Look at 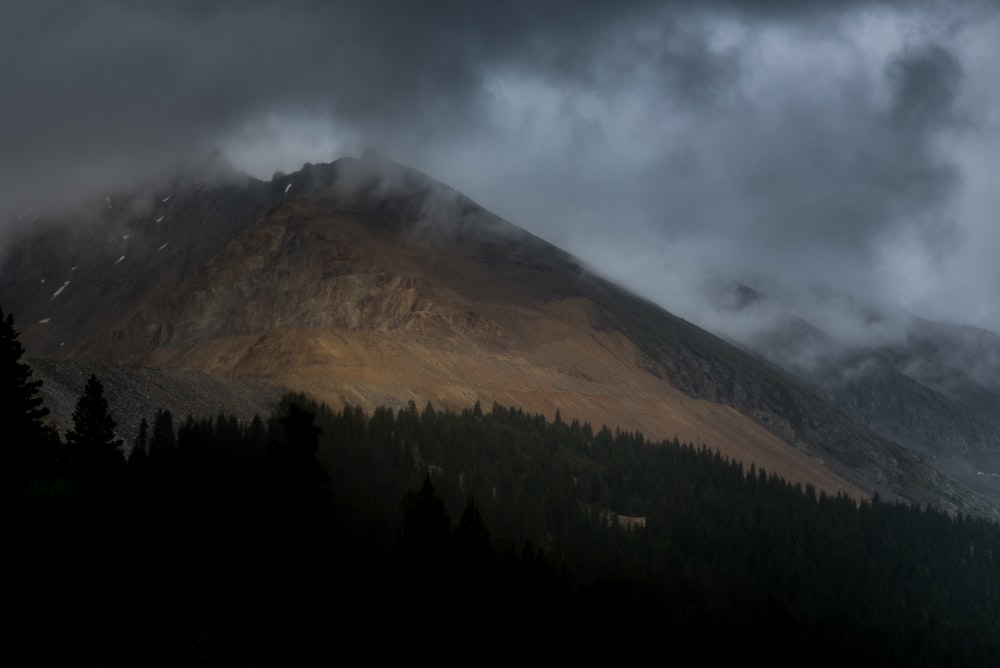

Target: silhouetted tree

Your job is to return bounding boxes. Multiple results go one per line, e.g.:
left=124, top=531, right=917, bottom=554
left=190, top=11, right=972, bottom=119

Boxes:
left=453, top=496, right=496, bottom=607
left=268, top=404, right=324, bottom=487
left=455, top=496, right=492, bottom=564
left=0, top=306, right=55, bottom=489
left=66, top=374, right=123, bottom=480
left=149, top=409, right=176, bottom=459
left=401, top=475, right=453, bottom=605
left=177, top=414, right=207, bottom=462
left=129, top=417, right=149, bottom=468
left=265, top=403, right=328, bottom=529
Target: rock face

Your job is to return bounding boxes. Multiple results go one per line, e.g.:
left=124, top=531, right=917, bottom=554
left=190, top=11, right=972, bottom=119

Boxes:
left=703, top=284, right=1000, bottom=511
left=3, top=151, right=996, bottom=515
left=794, top=322, right=1000, bottom=507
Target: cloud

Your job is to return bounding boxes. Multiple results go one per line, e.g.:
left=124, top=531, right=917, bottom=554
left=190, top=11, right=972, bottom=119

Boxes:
left=2, top=0, right=998, bottom=343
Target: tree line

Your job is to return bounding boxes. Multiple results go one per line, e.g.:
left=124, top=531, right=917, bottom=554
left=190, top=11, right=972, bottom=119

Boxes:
left=4, top=305, right=1000, bottom=665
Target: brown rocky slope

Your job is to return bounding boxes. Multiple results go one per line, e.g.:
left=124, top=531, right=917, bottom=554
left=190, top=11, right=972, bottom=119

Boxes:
left=4, top=150, right=993, bottom=514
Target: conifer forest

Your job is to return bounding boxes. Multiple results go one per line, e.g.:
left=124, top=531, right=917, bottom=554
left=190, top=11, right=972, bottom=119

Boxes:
left=4, top=307, right=1000, bottom=665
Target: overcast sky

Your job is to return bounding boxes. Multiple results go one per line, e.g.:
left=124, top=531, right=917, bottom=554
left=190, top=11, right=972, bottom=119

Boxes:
left=3, top=0, right=999, bottom=343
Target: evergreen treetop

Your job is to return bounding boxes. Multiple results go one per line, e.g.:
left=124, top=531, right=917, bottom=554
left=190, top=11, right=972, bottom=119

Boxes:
left=67, top=374, right=124, bottom=477
left=0, top=306, right=50, bottom=444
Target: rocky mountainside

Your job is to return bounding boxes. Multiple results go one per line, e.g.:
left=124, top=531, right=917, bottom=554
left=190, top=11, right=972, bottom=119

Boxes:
left=711, top=286, right=1000, bottom=509
left=2, top=150, right=995, bottom=515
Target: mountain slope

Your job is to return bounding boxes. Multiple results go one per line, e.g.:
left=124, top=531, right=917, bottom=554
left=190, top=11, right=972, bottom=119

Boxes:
left=707, top=286, right=1000, bottom=508
left=2, top=150, right=993, bottom=515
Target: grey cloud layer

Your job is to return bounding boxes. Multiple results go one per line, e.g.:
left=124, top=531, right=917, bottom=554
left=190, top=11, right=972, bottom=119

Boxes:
left=2, top=0, right=997, bottom=338
left=0, top=1, right=891, bottom=184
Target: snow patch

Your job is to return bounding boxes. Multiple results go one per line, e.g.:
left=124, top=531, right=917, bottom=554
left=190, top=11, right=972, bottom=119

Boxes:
left=38, top=318, right=51, bottom=324
left=122, top=233, right=131, bottom=240
left=114, top=256, right=125, bottom=266
left=105, top=195, right=112, bottom=209
left=50, top=281, right=70, bottom=299
left=157, top=243, right=168, bottom=251
left=71, top=266, right=77, bottom=271
left=161, top=195, right=171, bottom=204
left=155, top=215, right=165, bottom=223
left=284, top=182, right=292, bottom=194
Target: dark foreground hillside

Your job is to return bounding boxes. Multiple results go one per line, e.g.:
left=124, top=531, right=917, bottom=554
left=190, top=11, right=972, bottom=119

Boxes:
left=6, top=379, right=1000, bottom=665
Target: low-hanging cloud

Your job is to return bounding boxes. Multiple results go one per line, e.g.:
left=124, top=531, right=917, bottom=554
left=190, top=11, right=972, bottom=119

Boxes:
left=2, top=0, right=999, bottom=344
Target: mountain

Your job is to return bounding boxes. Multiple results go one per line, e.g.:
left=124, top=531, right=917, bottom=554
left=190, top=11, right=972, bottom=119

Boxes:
left=1, top=149, right=994, bottom=515
left=709, top=285, right=1000, bottom=510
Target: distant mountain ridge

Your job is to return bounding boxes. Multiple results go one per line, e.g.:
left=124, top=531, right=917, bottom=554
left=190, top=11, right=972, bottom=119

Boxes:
left=708, top=285, right=1000, bottom=508
left=2, top=150, right=995, bottom=516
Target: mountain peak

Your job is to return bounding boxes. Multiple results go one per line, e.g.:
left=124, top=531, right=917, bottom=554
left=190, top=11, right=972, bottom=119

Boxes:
left=4, top=154, right=997, bottom=517
left=360, top=146, right=389, bottom=164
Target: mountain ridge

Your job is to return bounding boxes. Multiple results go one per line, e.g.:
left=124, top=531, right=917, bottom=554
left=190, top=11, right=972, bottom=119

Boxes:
left=3, top=151, right=995, bottom=515
left=706, top=284, right=1000, bottom=509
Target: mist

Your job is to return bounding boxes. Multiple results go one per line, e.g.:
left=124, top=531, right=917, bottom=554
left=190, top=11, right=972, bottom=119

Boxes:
left=3, top=0, right=999, bottom=351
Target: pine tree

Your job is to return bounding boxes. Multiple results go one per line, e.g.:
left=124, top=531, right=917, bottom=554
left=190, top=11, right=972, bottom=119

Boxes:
left=1, top=307, right=50, bottom=437
left=400, top=475, right=453, bottom=604
left=66, top=374, right=124, bottom=479
left=455, top=496, right=493, bottom=565
left=129, top=417, right=149, bottom=468
left=267, top=403, right=327, bottom=502
left=0, top=306, right=54, bottom=488
left=149, top=409, right=176, bottom=459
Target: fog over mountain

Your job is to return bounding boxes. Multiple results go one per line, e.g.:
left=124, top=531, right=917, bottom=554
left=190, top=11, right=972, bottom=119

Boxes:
left=3, top=0, right=1000, bottom=348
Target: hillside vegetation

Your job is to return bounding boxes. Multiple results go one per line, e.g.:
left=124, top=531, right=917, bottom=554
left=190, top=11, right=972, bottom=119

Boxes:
left=6, top=336, right=1000, bottom=663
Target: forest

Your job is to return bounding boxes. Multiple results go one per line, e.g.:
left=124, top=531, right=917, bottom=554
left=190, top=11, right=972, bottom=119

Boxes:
left=4, top=305, right=1000, bottom=666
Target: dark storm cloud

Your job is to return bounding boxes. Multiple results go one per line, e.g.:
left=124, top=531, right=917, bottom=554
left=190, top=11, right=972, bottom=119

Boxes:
left=2, top=0, right=998, bottom=338
left=706, top=41, right=963, bottom=263
left=0, top=0, right=755, bottom=241
left=0, top=0, right=658, bottom=205
left=888, top=44, right=963, bottom=129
